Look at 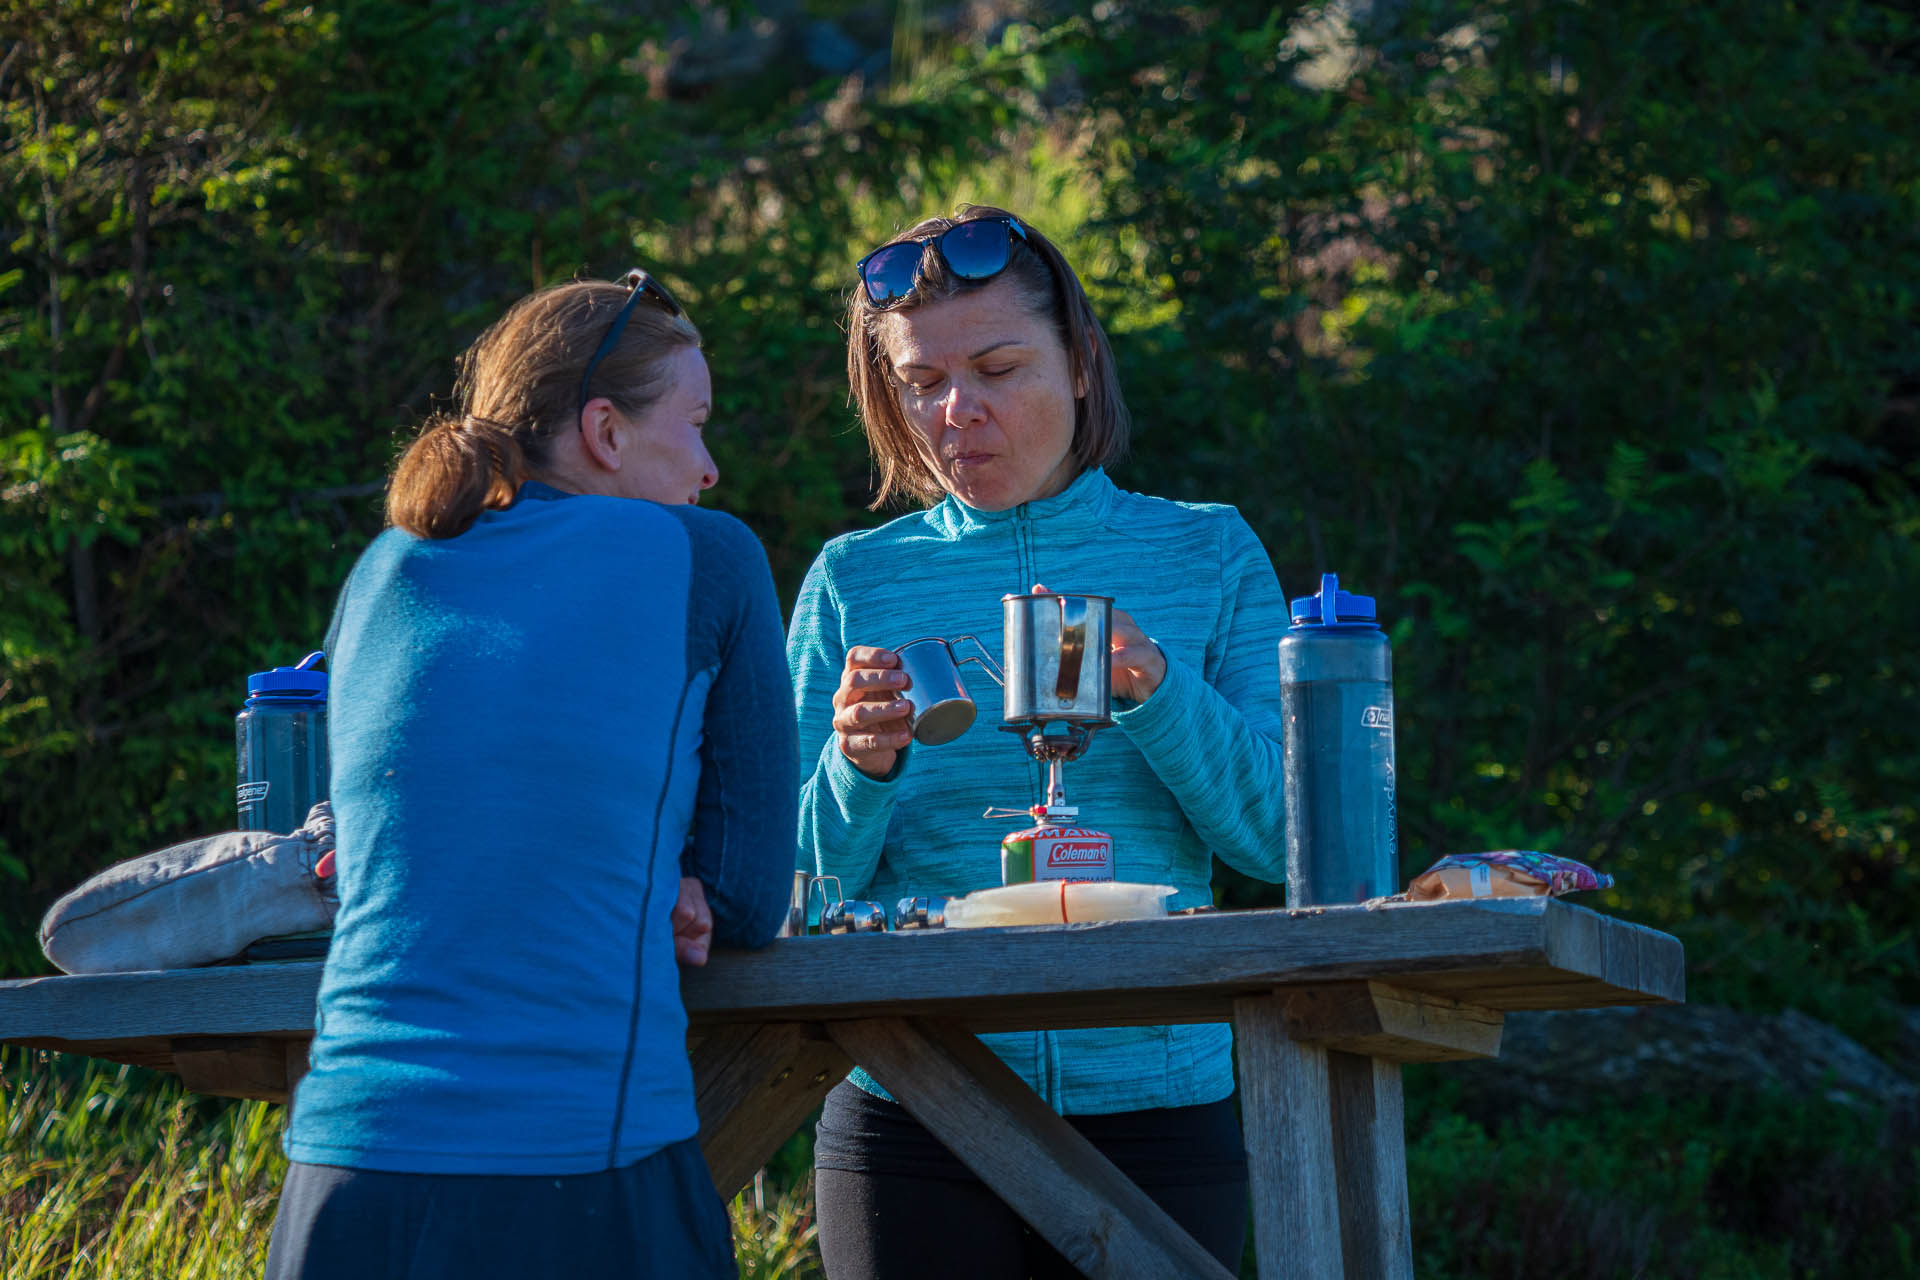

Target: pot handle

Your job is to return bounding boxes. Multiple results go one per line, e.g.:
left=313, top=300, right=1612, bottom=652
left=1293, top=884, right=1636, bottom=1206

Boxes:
left=1055, top=596, right=1088, bottom=702
left=950, top=635, right=1004, bottom=687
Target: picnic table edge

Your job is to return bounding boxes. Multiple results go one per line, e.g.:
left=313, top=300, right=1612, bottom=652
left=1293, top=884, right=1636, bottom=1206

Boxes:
left=0, top=899, right=1680, bottom=1048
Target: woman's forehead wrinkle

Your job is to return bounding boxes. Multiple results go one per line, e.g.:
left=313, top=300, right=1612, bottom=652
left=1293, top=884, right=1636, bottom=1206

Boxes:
left=887, top=325, right=1029, bottom=370
left=968, top=340, right=1024, bottom=361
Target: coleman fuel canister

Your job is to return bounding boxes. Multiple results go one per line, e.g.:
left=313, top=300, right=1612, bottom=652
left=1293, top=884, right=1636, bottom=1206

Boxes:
left=1000, top=816, right=1114, bottom=885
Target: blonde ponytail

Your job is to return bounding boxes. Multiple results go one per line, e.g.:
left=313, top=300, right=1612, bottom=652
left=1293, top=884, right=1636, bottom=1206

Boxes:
left=387, top=414, right=530, bottom=539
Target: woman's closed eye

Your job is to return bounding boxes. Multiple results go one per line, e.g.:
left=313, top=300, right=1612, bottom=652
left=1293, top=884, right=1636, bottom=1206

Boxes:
left=901, top=365, right=1013, bottom=395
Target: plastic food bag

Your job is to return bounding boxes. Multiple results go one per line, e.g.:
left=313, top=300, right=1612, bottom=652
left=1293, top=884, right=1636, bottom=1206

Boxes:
left=1407, top=850, right=1612, bottom=902
left=943, top=881, right=1177, bottom=929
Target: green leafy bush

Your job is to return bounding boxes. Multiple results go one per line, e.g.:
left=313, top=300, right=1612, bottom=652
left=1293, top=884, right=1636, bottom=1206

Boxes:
left=8, top=0, right=1912, bottom=993
left=1405, top=1070, right=1919, bottom=1277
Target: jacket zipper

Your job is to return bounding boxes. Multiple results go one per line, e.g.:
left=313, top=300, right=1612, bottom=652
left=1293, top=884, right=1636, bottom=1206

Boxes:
left=1012, top=503, right=1059, bottom=1108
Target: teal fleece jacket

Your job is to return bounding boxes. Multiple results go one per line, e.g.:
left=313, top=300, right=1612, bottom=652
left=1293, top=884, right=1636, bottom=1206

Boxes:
left=787, top=466, right=1290, bottom=1115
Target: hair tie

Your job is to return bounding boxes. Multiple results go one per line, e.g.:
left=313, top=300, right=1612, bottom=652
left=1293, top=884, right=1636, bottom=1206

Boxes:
left=459, top=413, right=516, bottom=436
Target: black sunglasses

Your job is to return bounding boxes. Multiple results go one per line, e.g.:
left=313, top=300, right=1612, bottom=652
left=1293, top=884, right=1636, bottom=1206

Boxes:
left=577, top=268, right=683, bottom=416
left=856, top=216, right=1029, bottom=310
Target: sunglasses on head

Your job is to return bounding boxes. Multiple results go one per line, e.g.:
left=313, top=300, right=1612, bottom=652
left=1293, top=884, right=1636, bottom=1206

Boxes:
left=577, top=268, right=683, bottom=416
left=856, top=216, right=1029, bottom=310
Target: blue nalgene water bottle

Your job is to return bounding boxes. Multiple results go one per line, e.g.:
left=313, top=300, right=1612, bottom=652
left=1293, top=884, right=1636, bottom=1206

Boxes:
left=236, top=652, right=329, bottom=834
left=1278, top=574, right=1397, bottom=906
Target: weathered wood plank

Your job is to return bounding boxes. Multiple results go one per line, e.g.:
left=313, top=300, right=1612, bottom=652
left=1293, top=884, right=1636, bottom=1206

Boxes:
left=1390, top=967, right=1676, bottom=1011
left=1326, top=1051, right=1412, bottom=1280
left=679, top=900, right=1682, bottom=1026
left=0, top=964, right=323, bottom=1041
left=170, top=1035, right=303, bottom=1102
left=0, top=902, right=1682, bottom=1054
left=691, top=1022, right=849, bottom=1199
left=1545, top=905, right=1685, bottom=1003
left=1279, top=983, right=1504, bottom=1062
left=1235, top=992, right=1344, bottom=1279
left=832, top=1017, right=1235, bottom=1280
left=286, top=1037, right=310, bottom=1097
left=4, top=1035, right=182, bottom=1074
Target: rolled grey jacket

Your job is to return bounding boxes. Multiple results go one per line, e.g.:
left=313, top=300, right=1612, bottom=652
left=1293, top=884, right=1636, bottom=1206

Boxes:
left=787, top=467, right=1290, bottom=1115
left=40, top=802, right=336, bottom=974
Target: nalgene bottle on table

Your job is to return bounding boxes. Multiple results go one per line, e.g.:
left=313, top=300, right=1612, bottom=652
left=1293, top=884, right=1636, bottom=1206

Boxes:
left=1278, top=574, right=1397, bottom=906
left=236, top=651, right=329, bottom=834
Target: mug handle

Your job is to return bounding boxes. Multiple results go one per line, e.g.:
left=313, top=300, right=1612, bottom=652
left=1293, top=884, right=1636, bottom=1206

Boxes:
left=1055, top=596, right=1088, bottom=701
left=809, top=875, right=843, bottom=924
left=949, top=635, right=1004, bottom=687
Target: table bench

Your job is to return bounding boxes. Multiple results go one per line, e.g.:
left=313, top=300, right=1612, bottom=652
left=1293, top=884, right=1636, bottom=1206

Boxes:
left=0, top=897, right=1683, bottom=1279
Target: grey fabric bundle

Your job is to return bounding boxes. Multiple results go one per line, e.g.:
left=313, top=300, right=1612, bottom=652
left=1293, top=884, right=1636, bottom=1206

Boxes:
left=38, top=802, right=337, bottom=974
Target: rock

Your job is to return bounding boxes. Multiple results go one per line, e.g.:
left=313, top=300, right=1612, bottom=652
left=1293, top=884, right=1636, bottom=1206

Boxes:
left=1893, top=1005, right=1920, bottom=1080
left=803, top=20, right=864, bottom=75
left=1440, top=1004, right=1919, bottom=1114
left=665, top=0, right=801, bottom=94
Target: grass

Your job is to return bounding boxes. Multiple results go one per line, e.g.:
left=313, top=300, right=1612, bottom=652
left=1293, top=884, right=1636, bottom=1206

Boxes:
left=0, top=1048, right=824, bottom=1280
left=8, top=1045, right=1915, bottom=1279
left=2, top=1051, right=281, bottom=1279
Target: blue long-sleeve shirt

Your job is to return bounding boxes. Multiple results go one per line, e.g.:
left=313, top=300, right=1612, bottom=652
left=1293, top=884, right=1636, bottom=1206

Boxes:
left=287, top=482, right=797, bottom=1174
left=788, top=466, right=1289, bottom=1115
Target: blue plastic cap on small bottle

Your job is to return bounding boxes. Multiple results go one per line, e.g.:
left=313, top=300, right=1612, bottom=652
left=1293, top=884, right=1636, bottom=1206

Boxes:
left=1289, top=573, right=1377, bottom=628
left=246, top=651, right=328, bottom=702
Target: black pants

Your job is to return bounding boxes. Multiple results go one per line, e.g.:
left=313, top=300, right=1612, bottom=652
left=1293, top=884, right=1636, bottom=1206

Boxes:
left=812, top=1080, right=1249, bottom=1279
left=265, top=1137, right=735, bottom=1280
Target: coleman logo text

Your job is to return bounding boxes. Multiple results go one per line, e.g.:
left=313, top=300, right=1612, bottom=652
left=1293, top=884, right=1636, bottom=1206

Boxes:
left=1045, top=842, right=1110, bottom=866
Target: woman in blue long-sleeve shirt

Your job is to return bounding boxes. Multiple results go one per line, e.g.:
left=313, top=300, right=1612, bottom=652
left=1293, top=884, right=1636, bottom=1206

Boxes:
left=788, top=207, right=1291, bottom=1277
left=269, top=271, right=797, bottom=1279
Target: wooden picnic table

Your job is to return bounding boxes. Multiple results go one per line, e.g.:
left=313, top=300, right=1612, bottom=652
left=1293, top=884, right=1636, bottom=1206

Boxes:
left=0, top=897, right=1681, bottom=1279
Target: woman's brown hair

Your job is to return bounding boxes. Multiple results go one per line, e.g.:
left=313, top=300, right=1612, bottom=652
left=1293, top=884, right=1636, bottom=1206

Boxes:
left=846, top=204, right=1130, bottom=510
left=388, top=279, right=701, bottom=538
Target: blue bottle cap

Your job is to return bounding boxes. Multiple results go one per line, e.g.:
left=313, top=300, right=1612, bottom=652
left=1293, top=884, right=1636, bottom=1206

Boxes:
left=1289, top=573, right=1377, bottom=627
left=247, top=651, right=328, bottom=702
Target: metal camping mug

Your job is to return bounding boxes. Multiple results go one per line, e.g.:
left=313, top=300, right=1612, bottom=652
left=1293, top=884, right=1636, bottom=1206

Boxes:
left=809, top=875, right=887, bottom=934
left=1001, top=593, right=1114, bottom=724
left=891, top=636, right=1004, bottom=746
left=779, top=869, right=812, bottom=937
left=891, top=895, right=949, bottom=930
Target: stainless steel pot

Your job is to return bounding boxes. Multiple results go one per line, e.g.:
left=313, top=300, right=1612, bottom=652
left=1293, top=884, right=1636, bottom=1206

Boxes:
left=1001, top=593, right=1113, bottom=726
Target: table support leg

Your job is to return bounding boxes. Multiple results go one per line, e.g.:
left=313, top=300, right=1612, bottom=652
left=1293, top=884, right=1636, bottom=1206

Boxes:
left=285, top=1037, right=310, bottom=1106
left=1326, top=1050, right=1412, bottom=1280
left=830, top=1017, right=1234, bottom=1280
left=170, top=1035, right=307, bottom=1104
left=1234, top=994, right=1344, bottom=1279
left=690, top=1022, right=850, bottom=1200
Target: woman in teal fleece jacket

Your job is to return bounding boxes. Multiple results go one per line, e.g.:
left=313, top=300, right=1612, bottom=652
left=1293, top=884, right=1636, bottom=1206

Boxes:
left=788, top=206, right=1291, bottom=1277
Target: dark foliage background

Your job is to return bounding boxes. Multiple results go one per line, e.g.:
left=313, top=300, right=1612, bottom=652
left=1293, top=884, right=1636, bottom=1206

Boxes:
left=4, top=1, right=1916, bottom=1273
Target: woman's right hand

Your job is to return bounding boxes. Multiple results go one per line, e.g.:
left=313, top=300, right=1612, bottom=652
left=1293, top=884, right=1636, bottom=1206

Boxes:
left=834, top=646, right=914, bottom=778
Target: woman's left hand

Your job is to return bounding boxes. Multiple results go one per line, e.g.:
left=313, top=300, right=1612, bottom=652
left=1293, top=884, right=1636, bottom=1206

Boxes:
left=672, top=876, right=714, bottom=966
left=1033, top=583, right=1166, bottom=703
